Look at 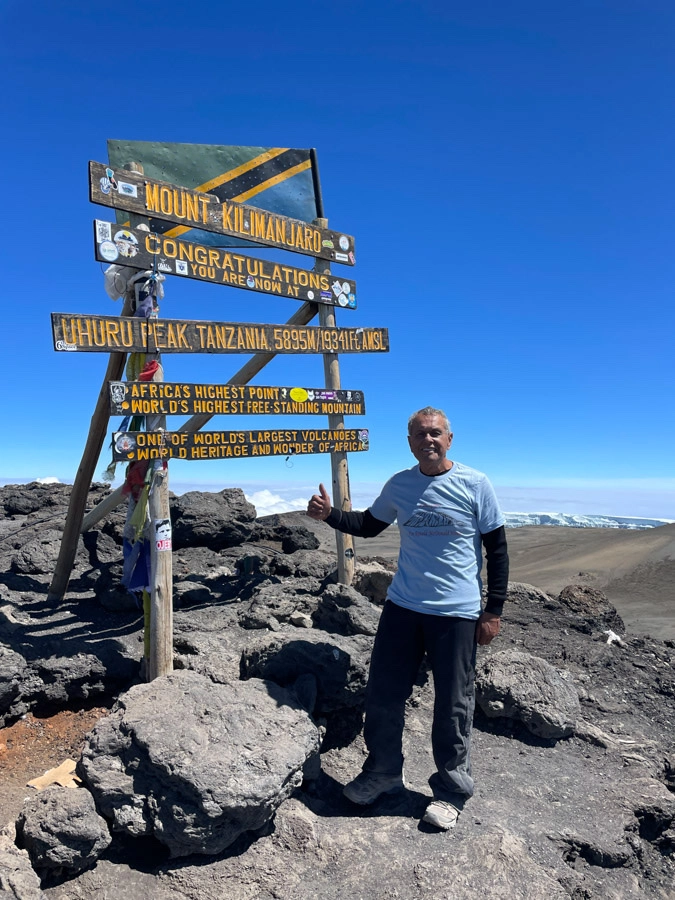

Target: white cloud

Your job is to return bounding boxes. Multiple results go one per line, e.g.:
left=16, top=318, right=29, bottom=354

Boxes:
left=245, top=489, right=308, bottom=517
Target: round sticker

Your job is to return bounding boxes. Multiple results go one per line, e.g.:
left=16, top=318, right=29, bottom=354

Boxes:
left=339, top=235, right=349, bottom=251
left=290, top=387, right=309, bottom=402
left=115, top=434, right=136, bottom=453
left=342, top=281, right=350, bottom=294
left=307, top=290, right=314, bottom=300
left=113, top=230, right=138, bottom=258
left=99, top=241, right=119, bottom=262
left=338, top=294, right=349, bottom=307
left=246, top=275, right=255, bottom=288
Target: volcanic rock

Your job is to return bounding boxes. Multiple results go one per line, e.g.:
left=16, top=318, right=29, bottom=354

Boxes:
left=15, top=786, right=111, bottom=875
left=170, top=489, right=256, bottom=550
left=475, top=648, right=581, bottom=739
left=252, top=513, right=320, bottom=553
left=0, top=832, right=47, bottom=899
left=557, top=584, right=626, bottom=634
left=77, top=670, right=319, bottom=857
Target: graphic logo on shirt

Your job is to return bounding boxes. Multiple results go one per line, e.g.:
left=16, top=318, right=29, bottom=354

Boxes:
left=403, top=508, right=458, bottom=529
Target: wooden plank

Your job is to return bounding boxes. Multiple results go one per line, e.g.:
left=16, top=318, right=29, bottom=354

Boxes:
left=109, top=382, right=366, bottom=417
left=52, top=313, right=389, bottom=355
left=93, top=220, right=357, bottom=307
left=90, top=161, right=356, bottom=266
left=111, top=428, right=370, bottom=462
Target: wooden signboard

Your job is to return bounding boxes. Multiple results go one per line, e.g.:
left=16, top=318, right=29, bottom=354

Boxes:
left=111, top=427, right=370, bottom=462
left=110, top=382, right=365, bottom=417
left=52, top=313, right=389, bottom=355
left=90, top=161, right=356, bottom=266
left=93, top=220, right=357, bottom=307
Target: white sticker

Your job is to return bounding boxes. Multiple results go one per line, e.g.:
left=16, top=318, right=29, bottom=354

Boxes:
left=154, top=518, right=172, bottom=552
left=99, top=240, right=118, bottom=262
left=307, top=290, right=314, bottom=300
left=55, top=340, right=78, bottom=351
left=175, top=260, right=188, bottom=275
left=331, top=280, right=343, bottom=298
left=117, top=181, right=138, bottom=198
left=342, top=281, right=350, bottom=294
left=334, top=252, right=349, bottom=262
left=339, top=235, right=349, bottom=251
left=96, top=220, right=112, bottom=242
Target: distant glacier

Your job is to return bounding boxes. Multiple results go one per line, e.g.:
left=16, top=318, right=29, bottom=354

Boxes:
left=504, top=512, right=674, bottom=530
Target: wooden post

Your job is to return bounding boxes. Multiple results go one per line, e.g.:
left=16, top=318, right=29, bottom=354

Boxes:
left=314, top=217, right=355, bottom=585
left=147, top=369, right=173, bottom=679
left=80, top=299, right=320, bottom=532
left=125, top=162, right=173, bottom=680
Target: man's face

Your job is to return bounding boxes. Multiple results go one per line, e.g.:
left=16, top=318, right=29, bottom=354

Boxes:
left=407, top=414, right=453, bottom=473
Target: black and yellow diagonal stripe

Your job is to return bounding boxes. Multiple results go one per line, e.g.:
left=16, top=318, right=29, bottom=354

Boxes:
left=107, top=141, right=316, bottom=248
left=164, top=148, right=312, bottom=239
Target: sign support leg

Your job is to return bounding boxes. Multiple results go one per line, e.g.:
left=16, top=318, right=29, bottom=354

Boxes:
left=47, top=298, right=133, bottom=603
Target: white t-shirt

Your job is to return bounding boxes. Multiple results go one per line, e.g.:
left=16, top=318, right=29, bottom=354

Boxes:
left=369, top=461, right=504, bottom=619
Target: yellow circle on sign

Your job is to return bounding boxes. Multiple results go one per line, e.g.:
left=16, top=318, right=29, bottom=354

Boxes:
left=290, top=388, right=308, bottom=402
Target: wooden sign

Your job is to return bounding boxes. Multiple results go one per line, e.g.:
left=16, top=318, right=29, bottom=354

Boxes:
left=111, top=428, right=370, bottom=461
left=110, top=382, right=366, bottom=417
left=93, top=221, right=357, bottom=308
left=90, top=161, right=356, bottom=266
left=52, top=314, right=389, bottom=355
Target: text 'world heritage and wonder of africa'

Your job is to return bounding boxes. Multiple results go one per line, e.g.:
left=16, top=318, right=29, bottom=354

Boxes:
left=112, top=429, right=370, bottom=461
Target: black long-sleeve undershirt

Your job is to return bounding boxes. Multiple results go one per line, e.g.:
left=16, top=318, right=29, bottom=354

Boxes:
left=325, top=508, right=509, bottom=616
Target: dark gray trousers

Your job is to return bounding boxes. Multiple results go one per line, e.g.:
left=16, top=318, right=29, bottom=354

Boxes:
left=362, top=600, right=477, bottom=807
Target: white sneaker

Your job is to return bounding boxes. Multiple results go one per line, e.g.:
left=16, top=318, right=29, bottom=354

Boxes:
left=423, top=800, right=459, bottom=830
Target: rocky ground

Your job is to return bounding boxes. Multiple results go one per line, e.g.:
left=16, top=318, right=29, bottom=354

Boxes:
left=0, top=482, right=674, bottom=899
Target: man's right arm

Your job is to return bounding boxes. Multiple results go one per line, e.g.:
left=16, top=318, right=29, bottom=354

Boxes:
left=307, top=483, right=389, bottom=538
left=325, top=507, right=390, bottom=538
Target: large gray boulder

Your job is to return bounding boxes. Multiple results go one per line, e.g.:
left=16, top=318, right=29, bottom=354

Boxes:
left=77, top=670, right=319, bottom=857
left=0, top=832, right=47, bottom=900
left=171, top=489, right=256, bottom=550
left=15, top=787, right=111, bottom=875
left=476, top=649, right=580, bottom=739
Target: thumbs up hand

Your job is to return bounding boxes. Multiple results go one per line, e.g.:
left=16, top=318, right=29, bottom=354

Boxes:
left=307, top=483, right=332, bottom=521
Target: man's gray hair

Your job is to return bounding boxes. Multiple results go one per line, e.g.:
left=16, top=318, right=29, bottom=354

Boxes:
left=407, top=407, right=452, bottom=434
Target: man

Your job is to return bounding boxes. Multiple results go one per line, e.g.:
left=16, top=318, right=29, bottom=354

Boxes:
left=307, top=407, right=508, bottom=830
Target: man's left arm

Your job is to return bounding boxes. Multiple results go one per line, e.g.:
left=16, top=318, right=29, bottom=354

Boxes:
left=477, top=525, right=509, bottom=645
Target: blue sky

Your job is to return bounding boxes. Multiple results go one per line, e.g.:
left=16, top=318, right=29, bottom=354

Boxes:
left=1, top=0, right=673, bottom=518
